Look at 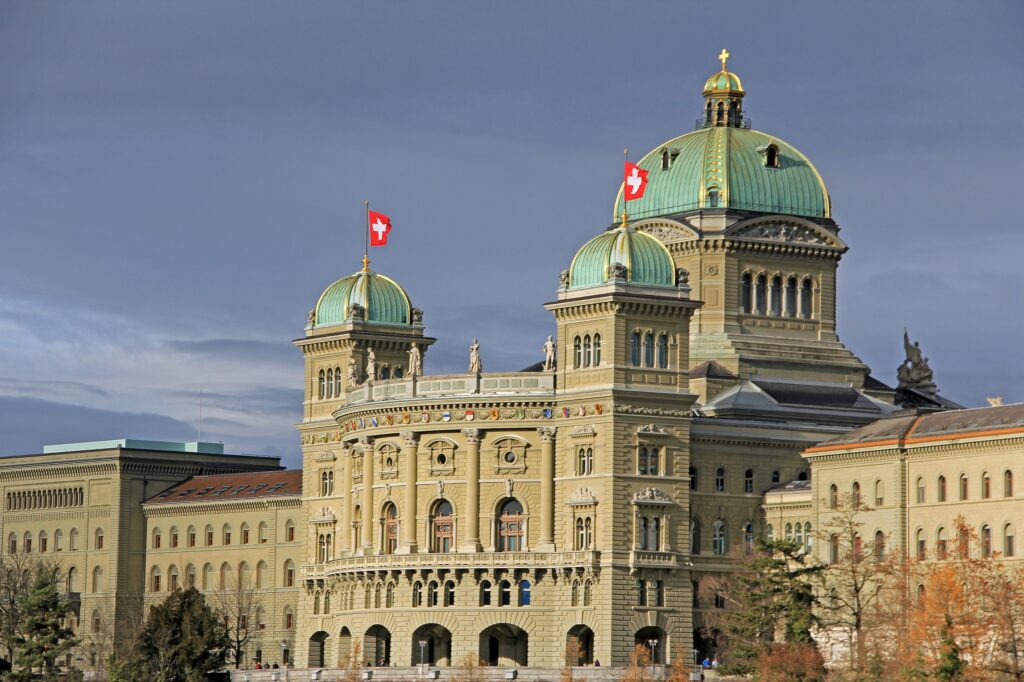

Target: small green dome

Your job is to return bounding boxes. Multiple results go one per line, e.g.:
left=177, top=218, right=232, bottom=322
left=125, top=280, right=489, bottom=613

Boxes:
left=313, top=268, right=411, bottom=327
left=703, top=70, right=744, bottom=95
left=613, top=127, right=831, bottom=220
left=568, top=226, right=676, bottom=289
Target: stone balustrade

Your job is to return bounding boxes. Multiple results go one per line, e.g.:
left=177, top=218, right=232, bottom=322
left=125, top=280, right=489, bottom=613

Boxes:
left=303, top=549, right=599, bottom=578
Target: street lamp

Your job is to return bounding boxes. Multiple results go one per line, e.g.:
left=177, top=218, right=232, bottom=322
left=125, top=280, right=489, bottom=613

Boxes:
left=647, top=639, right=658, bottom=672
left=419, top=639, right=427, bottom=667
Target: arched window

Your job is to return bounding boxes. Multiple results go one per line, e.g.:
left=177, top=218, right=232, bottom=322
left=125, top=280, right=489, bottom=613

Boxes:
left=286, top=520, right=296, bottom=542
left=222, top=524, right=232, bottom=545
left=982, top=472, right=992, bottom=499
left=152, top=528, right=162, bottom=549
left=938, top=476, right=947, bottom=502
left=92, top=566, right=103, bottom=593
left=755, top=275, right=767, bottom=314
left=66, top=567, right=78, bottom=593
left=255, top=561, right=267, bottom=589
left=874, top=480, right=884, bottom=506
left=800, top=278, right=813, bottom=319
left=1005, top=524, right=1016, bottom=558
left=744, top=469, right=754, bottom=494
left=707, top=188, right=719, bottom=207
left=765, top=144, right=780, bottom=168
left=959, top=474, right=969, bottom=501
left=241, top=523, right=250, bottom=545
left=829, top=484, right=838, bottom=509
left=92, top=610, right=101, bottom=633
left=715, top=467, right=725, bottom=493
left=258, top=522, right=267, bottom=544
left=647, top=517, right=661, bottom=551
left=382, top=502, right=399, bottom=554
left=38, top=531, right=47, bottom=553
left=497, top=498, right=525, bottom=552
left=916, top=477, right=925, bottom=504
left=334, top=368, right=342, bottom=396
left=936, top=528, right=948, bottom=560
left=785, top=277, right=797, bottom=317
left=1006, top=471, right=1015, bottom=497
left=585, top=517, right=593, bottom=549
left=576, top=518, right=585, bottom=550
left=636, top=579, right=647, bottom=606
left=219, top=562, right=231, bottom=590
left=573, top=336, right=582, bottom=369
left=654, top=580, right=665, bottom=607
left=689, top=466, right=698, bottom=491
left=313, top=591, right=321, bottom=615
left=318, top=370, right=326, bottom=400
left=431, top=499, right=454, bottom=553
left=583, top=335, right=592, bottom=368
left=499, top=580, right=512, bottom=607
left=201, top=563, right=212, bottom=590
left=186, top=564, right=196, bottom=589
left=766, top=524, right=774, bottom=541
left=94, top=528, right=104, bottom=550
left=571, top=581, right=579, bottom=607
left=657, top=334, right=668, bottom=369
left=380, top=366, right=390, bottom=380
left=794, top=522, right=804, bottom=547
left=741, top=273, right=752, bottom=313
left=630, top=331, right=641, bottom=366
left=829, top=535, right=840, bottom=564
left=386, top=582, right=394, bottom=608
left=444, top=580, right=456, bottom=607
left=981, top=525, right=992, bottom=558
left=70, top=528, right=79, bottom=551
left=283, top=607, right=294, bottom=630
left=283, top=560, right=295, bottom=587
left=785, top=523, right=793, bottom=540
left=374, top=583, right=382, bottom=608
left=583, top=580, right=592, bottom=606
left=593, top=334, right=601, bottom=365
left=326, top=369, right=334, bottom=398
left=643, top=332, right=654, bottom=367
left=412, top=582, right=423, bottom=607
left=21, top=532, right=32, bottom=553
left=873, top=531, right=885, bottom=561
left=712, top=520, right=727, bottom=555
left=743, top=523, right=755, bottom=553
left=769, top=276, right=782, bottom=316
left=205, top=525, right=214, bottom=546
left=168, top=565, right=179, bottom=591
left=852, top=481, right=861, bottom=506
left=351, top=507, right=361, bottom=549
left=518, top=580, right=531, bottom=606
left=916, top=529, right=926, bottom=560
left=479, top=580, right=491, bottom=607
left=690, top=519, right=701, bottom=554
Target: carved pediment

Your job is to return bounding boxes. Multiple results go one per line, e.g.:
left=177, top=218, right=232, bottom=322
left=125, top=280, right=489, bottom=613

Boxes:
left=571, top=424, right=596, bottom=437
left=637, top=423, right=669, bottom=436
left=636, top=220, right=700, bottom=243
left=633, top=488, right=673, bottom=505
left=568, top=487, right=598, bottom=506
left=729, top=218, right=844, bottom=248
left=312, top=507, right=337, bottom=524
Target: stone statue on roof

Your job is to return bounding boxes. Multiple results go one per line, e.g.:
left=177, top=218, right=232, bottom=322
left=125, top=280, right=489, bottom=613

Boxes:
left=366, top=347, right=377, bottom=383
left=347, top=357, right=359, bottom=387
left=468, top=339, right=482, bottom=374
left=407, top=342, right=422, bottom=377
left=542, top=335, right=556, bottom=371
left=897, top=330, right=936, bottom=392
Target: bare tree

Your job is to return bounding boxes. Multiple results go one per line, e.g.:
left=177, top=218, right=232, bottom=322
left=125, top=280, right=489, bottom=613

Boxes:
left=0, top=552, right=37, bottom=667
left=210, top=569, right=263, bottom=669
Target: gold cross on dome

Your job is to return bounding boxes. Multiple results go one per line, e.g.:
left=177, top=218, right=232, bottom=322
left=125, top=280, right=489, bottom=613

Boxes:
left=718, top=49, right=730, bottom=71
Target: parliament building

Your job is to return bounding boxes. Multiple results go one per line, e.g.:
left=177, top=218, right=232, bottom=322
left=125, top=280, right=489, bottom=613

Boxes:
left=3, top=53, right=1015, bottom=674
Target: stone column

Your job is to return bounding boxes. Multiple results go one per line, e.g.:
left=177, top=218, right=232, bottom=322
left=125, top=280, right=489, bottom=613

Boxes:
left=461, top=428, right=482, bottom=552
left=537, top=427, right=556, bottom=552
left=341, top=444, right=353, bottom=554
left=400, top=431, right=419, bottom=554
left=360, top=437, right=374, bottom=554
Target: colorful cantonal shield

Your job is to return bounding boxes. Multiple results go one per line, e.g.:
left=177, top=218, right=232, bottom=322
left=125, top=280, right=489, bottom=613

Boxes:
left=563, top=407, right=571, bottom=418
left=516, top=408, right=526, bottom=419
left=490, top=407, right=500, bottom=420
left=386, top=415, right=394, bottom=425
left=402, top=413, right=411, bottom=424
left=421, top=412, right=430, bottom=423
left=441, top=411, right=451, bottom=422
left=543, top=408, right=552, bottom=419
left=358, top=418, right=365, bottom=429
left=595, top=403, right=603, bottom=415
left=465, top=409, right=475, bottom=421
left=370, top=417, right=378, bottom=427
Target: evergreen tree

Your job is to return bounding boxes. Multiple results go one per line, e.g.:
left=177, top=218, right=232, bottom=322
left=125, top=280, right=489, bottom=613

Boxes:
left=717, top=538, right=822, bottom=673
left=141, top=588, right=228, bottom=682
left=9, top=563, right=78, bottom=681
left=935, top=615, right=966, bottom=681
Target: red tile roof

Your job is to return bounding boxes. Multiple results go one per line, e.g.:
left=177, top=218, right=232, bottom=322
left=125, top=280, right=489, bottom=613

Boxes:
left=145, top=470, right=302, bottom=504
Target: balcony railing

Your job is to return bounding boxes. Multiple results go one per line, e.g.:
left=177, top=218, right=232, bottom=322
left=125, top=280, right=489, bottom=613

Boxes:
left=303, top=549, right=600, bottom=577
left=630, top=550, right=680, bottom=568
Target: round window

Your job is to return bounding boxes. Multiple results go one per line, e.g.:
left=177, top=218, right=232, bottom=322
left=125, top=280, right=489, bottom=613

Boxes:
left=385, top=457, right=394, bottom=468
left=504, top=451, right=516, bottom=464
left=437, top=453, right=447, bottom=466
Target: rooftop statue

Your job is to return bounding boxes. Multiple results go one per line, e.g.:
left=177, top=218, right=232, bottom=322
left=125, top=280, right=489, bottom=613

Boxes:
left=366, top=347, right=377, bottom=383
left=469, top=339, right=482, bottom=375
left=542, top=335, right=556, bottom=371
left=407, top=342, right=423, bottom=378
left=897, top=330, right=936, bottom=393
left=347, top=357, right=359, bottom=387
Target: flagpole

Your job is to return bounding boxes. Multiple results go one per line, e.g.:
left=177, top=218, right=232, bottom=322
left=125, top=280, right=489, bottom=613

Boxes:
left=363, top=200, right=370, bottom=272
left=622, top=148, right=629, bottom=228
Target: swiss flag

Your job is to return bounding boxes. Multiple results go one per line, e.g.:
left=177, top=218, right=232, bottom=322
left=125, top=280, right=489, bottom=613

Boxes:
left=368, top=211, right=392, bottom=246
left=623, top=161, right=649, bottom=201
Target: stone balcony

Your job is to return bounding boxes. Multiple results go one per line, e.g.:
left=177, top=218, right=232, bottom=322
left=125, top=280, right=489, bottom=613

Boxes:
left=303, top=549, right=599, bottom=578
left=343, top=372, right=555, bottom=407
left=629, top=549, right=682, bottom=569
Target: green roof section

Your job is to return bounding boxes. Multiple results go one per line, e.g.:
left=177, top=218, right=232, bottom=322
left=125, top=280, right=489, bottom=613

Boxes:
left=568, top=226, right=676, bottom=289
left=314, top=269, right=412, bottom=327
left=613, top=127, right=831, bottom=220
left=42, top=440, right=225, bottom=455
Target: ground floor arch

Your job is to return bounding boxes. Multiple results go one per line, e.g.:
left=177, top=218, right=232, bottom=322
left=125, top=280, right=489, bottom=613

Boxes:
left=337, top=627, right=352, bottom=667
left=635, top=626, right=666, bottom=664
left=693, top=626, right=722, bottom=664
left=479, top=623, right=528, bottom=667
left=412, top=623, right=452, bottom=666
left=566, top=624, right=594, bottom=666
left=307, top=631, right=328, bottom=668
left=364, top=625, right=391, bottom=667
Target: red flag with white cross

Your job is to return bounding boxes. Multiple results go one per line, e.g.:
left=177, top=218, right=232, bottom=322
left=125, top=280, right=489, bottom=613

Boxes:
left=623, top=161, right=649, bottom=201
left=368, top=211, right=392, bottom=246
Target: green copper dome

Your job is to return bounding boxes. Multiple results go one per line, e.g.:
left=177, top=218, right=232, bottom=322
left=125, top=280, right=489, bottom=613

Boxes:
left=568, top=226, right=676, bottom=289
left=613, top=127, right=831, bottom=221
left=313, top=268, right=411, bottom=327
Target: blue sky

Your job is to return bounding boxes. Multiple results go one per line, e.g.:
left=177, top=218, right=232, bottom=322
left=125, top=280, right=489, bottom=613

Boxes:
left=1, top=1, right=1022, bottom=467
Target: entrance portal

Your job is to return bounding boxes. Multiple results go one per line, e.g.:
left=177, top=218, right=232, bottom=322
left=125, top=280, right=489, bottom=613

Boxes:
left=479, top=624, right=528, bottom=667
left=412, top=623, right=453, bottom=666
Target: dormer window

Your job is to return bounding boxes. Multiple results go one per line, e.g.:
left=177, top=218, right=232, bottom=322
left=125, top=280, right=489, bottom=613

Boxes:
left=706, top=189, right=719, bottom=208
left=661, top=148, right=670, bottom=170
left=763, top=143, right=780, bottom=169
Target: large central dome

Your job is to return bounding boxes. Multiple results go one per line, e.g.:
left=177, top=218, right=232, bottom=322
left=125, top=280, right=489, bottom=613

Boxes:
left=613, top=54, right=831, bottom=221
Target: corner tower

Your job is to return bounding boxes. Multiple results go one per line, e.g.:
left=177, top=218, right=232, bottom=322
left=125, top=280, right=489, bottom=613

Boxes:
left=612, top=52, right=868, bottom=390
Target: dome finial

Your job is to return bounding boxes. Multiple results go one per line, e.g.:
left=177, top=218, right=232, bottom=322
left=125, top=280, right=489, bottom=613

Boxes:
left=718, top=48, right=730, bottom=71
left=362, top=254, right=370, bottom=272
